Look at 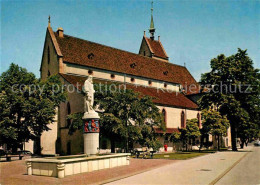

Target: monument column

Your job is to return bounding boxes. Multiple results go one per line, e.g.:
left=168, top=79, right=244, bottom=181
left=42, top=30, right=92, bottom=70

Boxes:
left=83, top=115, right=100, bottom=155
left=82, top=75, right=100, bottom=155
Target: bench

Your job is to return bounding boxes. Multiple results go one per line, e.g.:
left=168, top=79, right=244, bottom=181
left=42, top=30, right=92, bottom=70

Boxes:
left=0, top=155, right=24, bottom=161
left=135, top=147, right=156, bottom=159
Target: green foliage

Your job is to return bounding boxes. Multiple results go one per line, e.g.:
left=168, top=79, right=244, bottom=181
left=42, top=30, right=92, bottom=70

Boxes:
left=201, top=109, right=230, bottom=151
left=0, top=63, right=66, bottom=151
left=199, top=49, right=260, bottom=150
left=68, top=83, right=164, bottom=151
left=67, top=112, right=84, bottom=135
left=201, top=109, right=230, bottom=137
left=153, top=151, right=209, bottom=160
left=95, top=84, right=164, bottom=151
left=186, top=119, right=201, bottom=139
left=170, top=132, right=181, bottom=143
left=179, top=118, right=201, bottom=151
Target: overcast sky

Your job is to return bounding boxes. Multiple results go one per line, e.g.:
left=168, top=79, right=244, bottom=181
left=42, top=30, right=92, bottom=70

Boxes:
left=1, top=0, right=259, bottom=81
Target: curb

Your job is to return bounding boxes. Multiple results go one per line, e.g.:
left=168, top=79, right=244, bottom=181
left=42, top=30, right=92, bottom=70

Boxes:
left=209, top=151, right=250, bottom=185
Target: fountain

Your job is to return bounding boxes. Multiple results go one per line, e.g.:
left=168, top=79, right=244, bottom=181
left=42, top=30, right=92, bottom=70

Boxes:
left=26, top=75, right=130, bottom=178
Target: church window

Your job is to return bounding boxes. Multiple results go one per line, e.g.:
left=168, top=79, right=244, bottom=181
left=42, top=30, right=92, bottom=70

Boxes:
left=88, top=70, right=93, bottom=75
left=162, top=108, right=167, bottom=125
left=181, top=111, right=185, bottom=128
left=111, top=74, right=115, bottom=79
left=67, top=102, right=71, bottom=127
left=197, top=113, right=201, bottom=128
left=47, top=46, right=50, bottom=64
left=131, top=77, right=135, bottom=82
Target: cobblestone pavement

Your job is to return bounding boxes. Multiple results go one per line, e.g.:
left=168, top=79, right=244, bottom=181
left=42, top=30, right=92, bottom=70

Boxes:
left=0, top=158, right=176, bottom=185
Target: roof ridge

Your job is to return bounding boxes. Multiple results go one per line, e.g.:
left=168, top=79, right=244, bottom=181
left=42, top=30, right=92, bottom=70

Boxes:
left=144, top=36, right=154, bottom=54
left=48, top=27, right=63, bottom=56
left=59, top=33, right=186, bottom=69
left=158, top=39, right=168, bottom=58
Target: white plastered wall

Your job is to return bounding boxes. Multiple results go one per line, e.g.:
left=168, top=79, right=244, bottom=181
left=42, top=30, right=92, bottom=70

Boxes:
left=64, top=63, right=180, bottom=92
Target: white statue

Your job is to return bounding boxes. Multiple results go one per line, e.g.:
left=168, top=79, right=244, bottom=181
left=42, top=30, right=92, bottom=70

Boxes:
left=83, top=75, right=95, bottom=113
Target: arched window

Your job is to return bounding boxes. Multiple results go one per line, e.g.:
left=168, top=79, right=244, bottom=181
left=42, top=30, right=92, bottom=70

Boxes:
left=47, top=46, right=50, bottom=64
left=181, top=111, right=185, bottom=128
left=162, top=109, right=167, bottom=125
left=67, top=102, right=71, bottom=127
left=197, top=113, right=201, bottom=128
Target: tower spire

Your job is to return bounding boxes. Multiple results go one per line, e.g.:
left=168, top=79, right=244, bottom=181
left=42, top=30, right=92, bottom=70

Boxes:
left=149, top=1, right=155, bottom=40
left=48, top=15, right=51, bottom=27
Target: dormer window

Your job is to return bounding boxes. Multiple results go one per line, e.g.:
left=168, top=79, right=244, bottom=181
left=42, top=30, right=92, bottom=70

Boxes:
left=163, top=71, right=168, bottom=75
left=88, top=53, right=94, bottom=60
left=130, top=63, right=137, bottom=69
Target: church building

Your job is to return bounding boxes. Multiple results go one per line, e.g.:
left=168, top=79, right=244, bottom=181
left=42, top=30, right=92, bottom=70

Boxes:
left=38, top=8, right=208, bottom=155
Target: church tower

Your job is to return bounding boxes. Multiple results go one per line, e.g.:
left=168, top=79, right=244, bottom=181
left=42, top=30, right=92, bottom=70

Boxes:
left=139, top=1, right=169, bottom=62
left=149, top=1, right=155, bottom=40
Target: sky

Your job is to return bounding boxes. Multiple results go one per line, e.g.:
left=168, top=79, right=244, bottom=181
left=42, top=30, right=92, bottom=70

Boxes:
left=1, top=0, right=260, bottom=81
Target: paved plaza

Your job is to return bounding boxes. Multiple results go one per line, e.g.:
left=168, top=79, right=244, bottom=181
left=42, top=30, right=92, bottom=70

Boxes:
left=0, top=157, right=175, bottom=185
left=107, top=146, right=256, bottom=185
left=1, top=146, right=259, bottom=185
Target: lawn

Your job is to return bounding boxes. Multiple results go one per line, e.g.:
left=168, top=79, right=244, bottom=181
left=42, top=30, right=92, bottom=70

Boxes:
left=152, top=151, right=215, bottom=160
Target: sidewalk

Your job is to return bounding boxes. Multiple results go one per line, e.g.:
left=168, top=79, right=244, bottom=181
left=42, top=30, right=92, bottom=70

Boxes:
left=106, top=146, right=253, bottom=185
left=0, top=157, right=176, bottom=185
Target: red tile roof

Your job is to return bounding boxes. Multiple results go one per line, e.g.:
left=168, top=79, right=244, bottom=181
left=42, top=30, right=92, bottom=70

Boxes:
left=144, top=37, right=168, bottom=59
left=59, top=74, right=198, bottom=109
left=53, top=30, right=199, bottom=95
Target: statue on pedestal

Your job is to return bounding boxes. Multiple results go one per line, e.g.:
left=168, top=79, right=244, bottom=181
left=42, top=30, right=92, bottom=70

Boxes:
left=82, top=75, right=100, bottom=155
left=82, top=75, right=95, bottom=114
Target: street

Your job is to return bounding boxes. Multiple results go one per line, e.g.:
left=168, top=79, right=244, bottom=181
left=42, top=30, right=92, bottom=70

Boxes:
left=216, top=145, right=260, bottom=185
left=107, top=146, right=259, bottom=185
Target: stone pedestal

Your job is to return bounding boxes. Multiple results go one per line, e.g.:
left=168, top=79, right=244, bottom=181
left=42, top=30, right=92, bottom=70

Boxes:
left=26, top=161, right=32, bottom=175
left=83, top=133, right=99, bottom=155
left=82, top=111, right=100, bottom=155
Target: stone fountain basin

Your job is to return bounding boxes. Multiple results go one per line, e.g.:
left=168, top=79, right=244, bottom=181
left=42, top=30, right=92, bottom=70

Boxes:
left=26, top=153, right=130, bottom=178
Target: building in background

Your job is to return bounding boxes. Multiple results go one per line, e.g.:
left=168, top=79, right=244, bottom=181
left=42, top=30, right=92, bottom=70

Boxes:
left=34, top=6, right=231, bottom=155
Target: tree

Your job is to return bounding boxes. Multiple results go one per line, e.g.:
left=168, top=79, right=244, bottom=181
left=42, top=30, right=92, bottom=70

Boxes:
left=236, top=108, right=258, bottom=148
left=169, top=132, right=181, bottom=151
left=201, top=109, right=230, bottom=151
left=68, top=83, right=164, bottom=153
left=179, top=118, right=201, bottom=151
left=200, top=49, right=260, bottom=151
left=0, top=63, right=66, bottom=154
